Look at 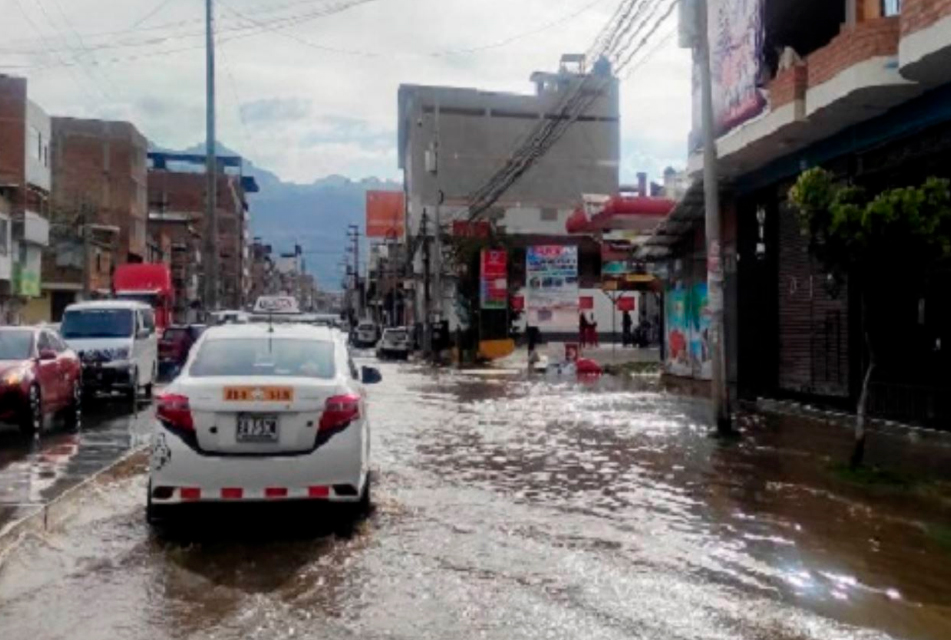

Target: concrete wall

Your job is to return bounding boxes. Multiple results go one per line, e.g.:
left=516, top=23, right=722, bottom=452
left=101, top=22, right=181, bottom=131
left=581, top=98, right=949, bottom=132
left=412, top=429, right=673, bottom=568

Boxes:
left=25, top=100, right=51, bottom=194
left=400, top=73, right=620, bottom=235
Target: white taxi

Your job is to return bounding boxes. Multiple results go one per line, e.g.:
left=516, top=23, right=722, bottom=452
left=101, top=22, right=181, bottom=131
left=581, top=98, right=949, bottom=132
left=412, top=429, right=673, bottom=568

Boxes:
left=147, top=323, right=380, bottom=523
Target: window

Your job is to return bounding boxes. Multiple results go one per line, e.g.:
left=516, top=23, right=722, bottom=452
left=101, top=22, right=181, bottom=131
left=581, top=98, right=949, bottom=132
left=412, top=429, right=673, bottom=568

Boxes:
left=0, top=330, right=34, bottom=359
left=28, top=126, right=41, bottom=161
left=62, top=309, right=134, bottom=339
left=882, top=0, right=901, bottom=17
left=141, top=309, right=156, bottom=334
left=37, top=332, right=52, bottom=353
left=51, top=333, right=68, bottom=353
left=540, top=208, right=558, bottom=222
left=190, top=338, right=336, bottom=379
left=0, top=217, right=8, bottom=255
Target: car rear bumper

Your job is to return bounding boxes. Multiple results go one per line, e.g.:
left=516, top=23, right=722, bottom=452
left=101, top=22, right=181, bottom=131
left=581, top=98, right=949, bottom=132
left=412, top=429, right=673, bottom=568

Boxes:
left=81, top=362, right=136, bottom=390
left=149, top=421, right=368, bottom=505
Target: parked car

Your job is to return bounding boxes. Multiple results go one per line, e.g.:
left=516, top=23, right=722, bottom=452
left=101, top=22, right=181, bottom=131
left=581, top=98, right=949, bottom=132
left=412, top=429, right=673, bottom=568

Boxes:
left=377, top=327, right=411, bottom=360
left=0, top=326, right=82, bottom=433
left=147, top=323, right=381, bottom=523
left=352, top=321, right=379, bottom=348
left=158, top=324, right=206, bottom=377
left=60, top=300, right=159, bottom=401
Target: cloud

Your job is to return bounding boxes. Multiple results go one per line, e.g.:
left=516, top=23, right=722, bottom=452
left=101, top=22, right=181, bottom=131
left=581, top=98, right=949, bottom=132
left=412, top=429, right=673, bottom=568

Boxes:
left=6, top=0, right=691, bottom=184
left=240, top=97, right=311, bottom=123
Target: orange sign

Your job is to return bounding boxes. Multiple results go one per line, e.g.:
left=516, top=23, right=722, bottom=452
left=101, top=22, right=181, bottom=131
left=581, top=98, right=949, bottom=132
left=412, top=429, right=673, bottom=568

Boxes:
left=366, top=191, right=405, bottom=239
left=223, top=387, right=294, bottom=402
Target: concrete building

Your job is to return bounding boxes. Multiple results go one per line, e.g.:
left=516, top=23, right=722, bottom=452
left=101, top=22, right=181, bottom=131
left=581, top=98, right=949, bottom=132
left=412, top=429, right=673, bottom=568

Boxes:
left=644, top=0, right=951, bottom=427
left=0, top=75, right=51, bottom=324
left=398, top=54, right=620, bottom=332
left=147, top=152, right=258, bottom=317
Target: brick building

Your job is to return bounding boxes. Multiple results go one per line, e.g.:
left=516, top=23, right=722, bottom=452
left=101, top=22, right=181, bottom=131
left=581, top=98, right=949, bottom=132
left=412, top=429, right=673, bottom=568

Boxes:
left=0, top=74, right=51, bottom=324
left=147, top=152, right=258, bottom=319
left=644, top=0, right=951, bottom=428
left=27, top=117, right=151, bottom=322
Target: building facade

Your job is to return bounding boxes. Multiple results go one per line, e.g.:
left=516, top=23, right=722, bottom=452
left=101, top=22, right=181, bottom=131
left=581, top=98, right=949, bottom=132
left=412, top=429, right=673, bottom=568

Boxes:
left=649, top=0, right=951, bottom=428
left=398, top=54, right=621, bottom=333
left=147, top=152, right=258, bottom=318
left=0, top=75, right=51, bottom=324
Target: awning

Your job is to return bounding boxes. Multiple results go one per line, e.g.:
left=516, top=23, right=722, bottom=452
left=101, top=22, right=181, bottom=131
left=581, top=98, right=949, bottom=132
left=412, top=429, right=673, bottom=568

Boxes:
left=637, top=181, right=706, bottom=261
left=566, top=194, right=675, bottom=235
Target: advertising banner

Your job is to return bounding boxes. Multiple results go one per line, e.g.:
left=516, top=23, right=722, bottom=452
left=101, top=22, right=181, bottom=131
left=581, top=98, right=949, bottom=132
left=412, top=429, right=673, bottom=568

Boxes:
left=526, top=245, right=578, bottom=327
left=664, top=282, right=711, bottom=379
left=480, top=249, right=508, bottom=310
left=707, top=0, right=766, bottom=137
left=366, top=191, right=405, bottom=239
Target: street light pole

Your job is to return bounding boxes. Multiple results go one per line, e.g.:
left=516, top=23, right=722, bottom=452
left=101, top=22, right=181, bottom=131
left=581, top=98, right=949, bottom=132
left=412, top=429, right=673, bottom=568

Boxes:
left=203, top=0, right=219, bottom=313
left=697, top=0, right=732, bottom=433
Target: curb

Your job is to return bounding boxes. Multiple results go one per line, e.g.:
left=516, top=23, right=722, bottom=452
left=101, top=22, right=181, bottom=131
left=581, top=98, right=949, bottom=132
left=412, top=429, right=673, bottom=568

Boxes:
left=0, top=444, right=148, bottom=558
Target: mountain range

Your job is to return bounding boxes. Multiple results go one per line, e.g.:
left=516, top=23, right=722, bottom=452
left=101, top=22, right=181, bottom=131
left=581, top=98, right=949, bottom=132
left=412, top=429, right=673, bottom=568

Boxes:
left=164, top=143, right=401, bottom=290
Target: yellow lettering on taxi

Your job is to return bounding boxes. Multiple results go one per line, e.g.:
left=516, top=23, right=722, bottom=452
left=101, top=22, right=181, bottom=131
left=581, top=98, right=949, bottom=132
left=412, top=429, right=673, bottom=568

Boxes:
left=222, top=386, right=294, bottom=402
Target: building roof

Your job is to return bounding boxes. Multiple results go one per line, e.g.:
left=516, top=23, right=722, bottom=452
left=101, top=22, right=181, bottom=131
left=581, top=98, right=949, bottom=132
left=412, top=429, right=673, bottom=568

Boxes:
left=64, top=300, right=153, bottom=311
left=637, top=181, right=706, bottom=261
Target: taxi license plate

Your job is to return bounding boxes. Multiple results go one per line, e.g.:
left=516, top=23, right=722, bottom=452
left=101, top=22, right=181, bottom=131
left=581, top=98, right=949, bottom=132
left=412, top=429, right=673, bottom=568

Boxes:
left=236, top=415, right=279, bottom=443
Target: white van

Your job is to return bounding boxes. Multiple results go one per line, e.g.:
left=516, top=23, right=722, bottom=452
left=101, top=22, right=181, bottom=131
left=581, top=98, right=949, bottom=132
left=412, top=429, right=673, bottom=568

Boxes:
left=60, top=300, right=159, bottom=400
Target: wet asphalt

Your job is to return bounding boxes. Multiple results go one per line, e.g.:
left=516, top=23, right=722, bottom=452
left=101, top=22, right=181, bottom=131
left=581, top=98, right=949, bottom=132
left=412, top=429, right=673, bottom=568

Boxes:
left=0, top=357, right=950, bottom=640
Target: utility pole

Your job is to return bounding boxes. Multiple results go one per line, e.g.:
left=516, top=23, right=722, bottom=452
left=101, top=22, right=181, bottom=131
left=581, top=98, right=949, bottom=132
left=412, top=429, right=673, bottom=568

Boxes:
left=696, top=0, right=732, bottom=433
left=81, top=205, right=91, bottom=300
left=203, top=0, right=219, bottom=313
left=421, top=209, right=432, bottom=356
left=347, top=224, right=361, bottom=318
left=432, top=101, right=443, bottom=325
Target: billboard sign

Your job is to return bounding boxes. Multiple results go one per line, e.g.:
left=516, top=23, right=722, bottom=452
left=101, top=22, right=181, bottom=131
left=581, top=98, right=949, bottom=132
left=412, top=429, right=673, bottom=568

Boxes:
left=480, top=249, right=508, bottom=310
left=526, top=245, right=578, bottom=327
left=366, top=191, right=405, bottom=239
left=706, top=0, right=766, bottom=138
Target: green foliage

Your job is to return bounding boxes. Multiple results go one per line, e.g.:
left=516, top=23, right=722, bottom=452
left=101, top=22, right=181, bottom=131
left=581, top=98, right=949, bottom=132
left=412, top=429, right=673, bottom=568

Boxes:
left=788, top=169, right=951, bottom=275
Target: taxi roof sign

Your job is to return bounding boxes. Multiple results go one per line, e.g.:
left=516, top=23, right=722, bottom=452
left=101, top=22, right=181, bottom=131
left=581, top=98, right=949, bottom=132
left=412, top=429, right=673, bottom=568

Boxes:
left=252, top=296, right=301, bottom=314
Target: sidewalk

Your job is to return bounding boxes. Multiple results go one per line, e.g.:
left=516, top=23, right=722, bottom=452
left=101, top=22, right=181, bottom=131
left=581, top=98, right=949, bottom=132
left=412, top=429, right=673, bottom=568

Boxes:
left=491, top=343, right=661, bottom=372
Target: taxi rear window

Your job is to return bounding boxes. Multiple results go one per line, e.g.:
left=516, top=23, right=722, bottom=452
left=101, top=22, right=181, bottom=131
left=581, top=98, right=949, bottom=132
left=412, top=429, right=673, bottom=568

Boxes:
left=190, top=338, right=335, bottom=379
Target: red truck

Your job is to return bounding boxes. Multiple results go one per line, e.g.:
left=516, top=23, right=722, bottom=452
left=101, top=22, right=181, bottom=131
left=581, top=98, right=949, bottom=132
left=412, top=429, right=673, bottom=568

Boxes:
left=113, top=264, right=174, bottom=333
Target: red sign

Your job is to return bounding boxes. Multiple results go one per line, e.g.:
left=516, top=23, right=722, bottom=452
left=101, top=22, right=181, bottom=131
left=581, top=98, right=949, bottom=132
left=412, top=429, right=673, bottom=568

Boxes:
left=452, top=220, right=491, bottom=238
left=616, top=297, right=636, bottom=312
left=366, top=191, right=405, bottom=239
left=511, top=295, right=525, bottom=312
left=480, top=249, right=508, bottom=310
left=579, top=296, right=594, bottom=310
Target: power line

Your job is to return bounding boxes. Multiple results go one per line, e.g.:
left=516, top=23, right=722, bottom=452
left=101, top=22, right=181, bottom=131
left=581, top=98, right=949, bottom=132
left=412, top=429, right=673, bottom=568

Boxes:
left=433, top=0, right=610, bottom=57
left=130, top=0, right=179, bottom=29
left=9, top=0, right=99, bottom=102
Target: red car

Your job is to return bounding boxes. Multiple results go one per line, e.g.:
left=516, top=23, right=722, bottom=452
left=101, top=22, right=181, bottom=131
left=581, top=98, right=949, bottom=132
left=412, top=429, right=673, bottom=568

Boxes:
left=0, top=326, right=82, bottom=433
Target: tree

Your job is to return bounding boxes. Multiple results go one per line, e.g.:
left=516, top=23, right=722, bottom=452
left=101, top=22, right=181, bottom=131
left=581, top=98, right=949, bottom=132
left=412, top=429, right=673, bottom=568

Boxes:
left=789, top=169, right=951, bottom=467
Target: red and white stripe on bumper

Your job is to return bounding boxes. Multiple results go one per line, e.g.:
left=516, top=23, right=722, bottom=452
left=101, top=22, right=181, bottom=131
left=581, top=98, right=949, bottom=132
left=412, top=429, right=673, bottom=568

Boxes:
left=157, top=485, right=346, bottom=502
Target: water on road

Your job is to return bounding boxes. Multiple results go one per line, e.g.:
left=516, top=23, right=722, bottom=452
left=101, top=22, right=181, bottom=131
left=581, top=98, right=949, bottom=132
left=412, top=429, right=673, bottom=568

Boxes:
left=1, top=361, right=950, bottom=640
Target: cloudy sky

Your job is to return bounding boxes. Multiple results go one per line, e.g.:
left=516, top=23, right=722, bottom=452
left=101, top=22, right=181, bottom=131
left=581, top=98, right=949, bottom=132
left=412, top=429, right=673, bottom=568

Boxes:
left=2, top=0, right=692, bottom=185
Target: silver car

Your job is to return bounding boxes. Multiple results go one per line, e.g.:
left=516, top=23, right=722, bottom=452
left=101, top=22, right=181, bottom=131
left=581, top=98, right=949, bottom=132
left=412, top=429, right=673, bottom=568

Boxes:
left=376, top=327, right=411, bottom=360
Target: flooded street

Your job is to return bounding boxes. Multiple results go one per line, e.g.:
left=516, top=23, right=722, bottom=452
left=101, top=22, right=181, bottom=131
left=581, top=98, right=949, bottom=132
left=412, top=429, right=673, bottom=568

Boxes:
left=1, top=361, right=951, bottom=640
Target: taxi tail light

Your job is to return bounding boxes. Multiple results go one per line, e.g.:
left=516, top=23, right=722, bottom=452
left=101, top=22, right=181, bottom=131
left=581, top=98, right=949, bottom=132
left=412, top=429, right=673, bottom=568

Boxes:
left=156, top=393, right=194, bottom=431
left=319, top=394, right=360, bottom=432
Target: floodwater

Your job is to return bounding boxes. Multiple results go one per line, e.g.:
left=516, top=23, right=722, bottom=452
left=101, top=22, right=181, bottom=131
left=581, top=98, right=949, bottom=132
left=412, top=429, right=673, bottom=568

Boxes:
left=1, top=361, right=950, bottom=640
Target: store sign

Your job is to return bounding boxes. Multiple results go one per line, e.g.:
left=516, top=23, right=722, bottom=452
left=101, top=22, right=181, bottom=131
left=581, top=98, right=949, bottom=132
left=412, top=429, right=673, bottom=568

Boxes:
left=366, top=191, right=405, bottom=239
left=511, top=295, right=525, bottom=312
left=452, top=220, right=491, bottom=238
left=526, top=245, right=578, bottom=327
left=579, top=296, right=594, bottom=310
left=480, top=249, right=508, bottom=310
left=616, top=297, right=636, bottom=312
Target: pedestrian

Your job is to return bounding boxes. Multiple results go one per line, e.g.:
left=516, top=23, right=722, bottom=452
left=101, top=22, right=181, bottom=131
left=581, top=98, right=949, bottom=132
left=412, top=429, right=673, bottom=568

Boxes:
left=588, top=313, right=599, bottom=347
left=579, top=312, right=589, bottom=348
left=622, top=310, right=633, bottom=347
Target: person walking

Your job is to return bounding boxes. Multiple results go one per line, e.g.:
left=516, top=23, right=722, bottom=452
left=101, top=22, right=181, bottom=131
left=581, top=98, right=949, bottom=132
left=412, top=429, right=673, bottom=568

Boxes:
left=622, top=310, right=633, bottom=347
left=588, top=313, right=599, bottom=347
left=579, top=312, right=589, bottom=348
